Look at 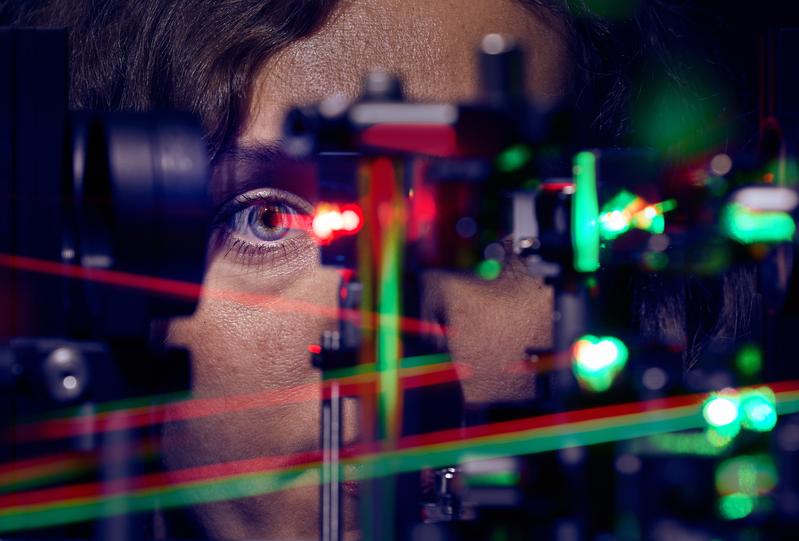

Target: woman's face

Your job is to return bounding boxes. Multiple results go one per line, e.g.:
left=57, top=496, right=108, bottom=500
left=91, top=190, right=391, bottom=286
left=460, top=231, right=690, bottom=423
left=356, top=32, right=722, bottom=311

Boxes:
left=164, top=0, right=570, bottom=538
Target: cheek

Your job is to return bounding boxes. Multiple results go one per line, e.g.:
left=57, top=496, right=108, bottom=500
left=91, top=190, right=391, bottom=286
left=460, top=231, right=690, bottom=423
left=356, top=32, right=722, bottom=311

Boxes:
left=426, top=267, right=553, bottom=405
left=159, top=258, right=342, bottom=537
left=161, top=259, right=340, bottom=462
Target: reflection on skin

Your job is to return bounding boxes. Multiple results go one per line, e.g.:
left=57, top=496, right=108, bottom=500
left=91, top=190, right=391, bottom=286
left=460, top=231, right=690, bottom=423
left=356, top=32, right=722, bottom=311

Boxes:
left=164, top=0, right=568, bottom=538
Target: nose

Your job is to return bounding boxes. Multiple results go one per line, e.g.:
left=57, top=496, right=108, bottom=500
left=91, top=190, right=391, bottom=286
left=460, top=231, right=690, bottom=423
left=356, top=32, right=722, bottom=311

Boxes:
left=422, top=258, right=553, bottom=407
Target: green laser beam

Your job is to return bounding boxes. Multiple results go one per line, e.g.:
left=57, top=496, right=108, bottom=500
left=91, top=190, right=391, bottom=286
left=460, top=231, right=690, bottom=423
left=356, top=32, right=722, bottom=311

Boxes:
left=4, top=390, right=798, bottom=533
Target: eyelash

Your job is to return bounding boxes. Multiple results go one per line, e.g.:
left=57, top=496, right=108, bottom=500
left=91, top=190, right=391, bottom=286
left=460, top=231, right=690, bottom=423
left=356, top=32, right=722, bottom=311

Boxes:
left=213, top=189, right=315, bottom=267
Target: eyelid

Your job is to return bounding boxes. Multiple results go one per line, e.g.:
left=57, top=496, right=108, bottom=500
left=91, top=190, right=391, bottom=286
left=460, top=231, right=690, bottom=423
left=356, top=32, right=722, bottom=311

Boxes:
left=214, top=187, right=314, bottom=225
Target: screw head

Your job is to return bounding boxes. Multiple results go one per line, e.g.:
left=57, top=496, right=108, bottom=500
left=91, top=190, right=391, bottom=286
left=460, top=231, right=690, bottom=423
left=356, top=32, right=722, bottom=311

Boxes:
left=44, top=347, right=88, bottom=402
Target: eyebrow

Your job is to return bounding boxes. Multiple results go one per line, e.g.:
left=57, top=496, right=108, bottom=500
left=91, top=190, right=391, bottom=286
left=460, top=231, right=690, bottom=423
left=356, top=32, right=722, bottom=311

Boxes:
left=210, top=143, right=318, bottom=209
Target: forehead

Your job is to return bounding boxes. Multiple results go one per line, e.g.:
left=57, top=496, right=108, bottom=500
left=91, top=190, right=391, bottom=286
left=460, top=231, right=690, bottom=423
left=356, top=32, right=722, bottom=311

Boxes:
left=240, top=0, right=572, bottom=145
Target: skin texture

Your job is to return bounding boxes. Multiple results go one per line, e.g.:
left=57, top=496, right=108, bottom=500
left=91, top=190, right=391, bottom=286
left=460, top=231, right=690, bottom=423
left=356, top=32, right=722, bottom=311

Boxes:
left=163, top=0, right=569, bottom=538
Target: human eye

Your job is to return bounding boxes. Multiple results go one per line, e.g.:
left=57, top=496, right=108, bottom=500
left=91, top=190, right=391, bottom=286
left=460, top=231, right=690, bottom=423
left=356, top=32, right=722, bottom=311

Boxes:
left=213, top=188, right=316, bottom=267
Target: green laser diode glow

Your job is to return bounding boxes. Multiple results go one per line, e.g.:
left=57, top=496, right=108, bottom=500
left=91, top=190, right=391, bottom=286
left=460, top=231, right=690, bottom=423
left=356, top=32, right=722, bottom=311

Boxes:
left=715, top=454, right=778, bottom=520
left=598, top=190, right=638, bottom=240
left=476, top=258, right=503, bottom=280
left=719, top=492, right=755, bottom=520
left=703, top=394, right=739, bottom=425
left=722, top=203, right=796, bottom=244
left=736, top=343, right=763, bottom=377
left=572, top=151, right=600, bottom=272
left=571, top=335, right=629, bottom=392
left=702, top=391, right=742, bottom=439
left=497, top=144, right=533, bottom=173
left=739, top=388, right=777, bottom=432
left=648, top=199, right=677, bottom=231
left=598, top=209, right=631, bottom=239
left=705, top=426, right=736, bottom=448
left=598, top=191, right=677, bottom=241
left=715, top=454, right=778, bottom=498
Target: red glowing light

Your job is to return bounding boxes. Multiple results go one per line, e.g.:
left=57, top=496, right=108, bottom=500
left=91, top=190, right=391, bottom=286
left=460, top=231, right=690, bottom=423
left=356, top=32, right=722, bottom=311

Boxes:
left=312, top=203, right=363, bottom=244
left=307, top=344, right=322, bottom=355
left=341, top=209, right=361, bottom=231
left=541, top=182, right=574, bottom=192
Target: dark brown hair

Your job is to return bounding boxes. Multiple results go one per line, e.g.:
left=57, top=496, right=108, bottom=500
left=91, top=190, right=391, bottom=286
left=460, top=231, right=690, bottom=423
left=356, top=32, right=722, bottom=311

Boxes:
left=5, top=0, right=694, bottom=153
left=5, top=0, right=339, bottom=157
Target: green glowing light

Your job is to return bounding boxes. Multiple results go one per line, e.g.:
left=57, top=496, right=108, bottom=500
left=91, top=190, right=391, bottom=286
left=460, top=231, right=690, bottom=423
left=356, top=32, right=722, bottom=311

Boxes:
left=638, top=198, right=676, bottom=234
left=597, top=190, right=675, bottom=241
left=572, top=151, right=600, bottom=272
left=722, top=203, right=796, bottom=244
left=716, top=455, right=777, bottom=498
left=702, top=392, right=742, bottom=438
left=643, top=212, right=665, bottom=235
left=641, top=431, right=727, bottom=456
left=464, top=470, right=521, bottom=488
left=598, top=190, right=638, bottom=240
left=703, top=394, right=739, bottom=426
left=705, top=427, right=736, bottom=448
left=719, top=492, right=755, bottom=520
left=598, top=209, right=632, bottom=239
left=702, top=387, right=779, bottom=438
left=571, top=334, right=629, bottom=392
left=656, top=199, right=677, bottom=213
left=736, top=344, right=763, bottom=377
left=477, top=259, right=503, bottom=280
left=497, top=145, right=533, bottom=173
left=740, top=388, right=777, bottom=432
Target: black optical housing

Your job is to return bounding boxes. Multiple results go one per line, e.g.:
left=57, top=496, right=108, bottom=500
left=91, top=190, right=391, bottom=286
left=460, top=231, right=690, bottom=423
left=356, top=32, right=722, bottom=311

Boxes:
left=1, top=27, right=210, bottom=434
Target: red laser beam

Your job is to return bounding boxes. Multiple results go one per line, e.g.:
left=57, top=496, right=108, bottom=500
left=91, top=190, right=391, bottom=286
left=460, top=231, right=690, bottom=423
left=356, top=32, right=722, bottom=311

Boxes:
left=0, top=437, right=162, bottom=493
left=0, top=253, right=446, bottom=337
left=7, top=362, right=471, bottom=444
left=8, top=380, right=799, bottom=511
left=0, top=254, right=201, bottom=299
left=7, top=349, right=578, bottom=445
left=0, top=446, right=324, bottom=509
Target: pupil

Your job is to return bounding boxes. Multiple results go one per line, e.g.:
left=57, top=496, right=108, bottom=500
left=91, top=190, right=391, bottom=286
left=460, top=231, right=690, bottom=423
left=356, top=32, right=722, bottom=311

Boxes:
left=260, top=206, right=282, bottom=230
